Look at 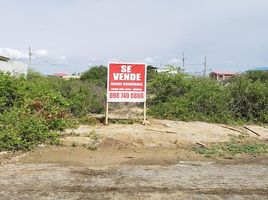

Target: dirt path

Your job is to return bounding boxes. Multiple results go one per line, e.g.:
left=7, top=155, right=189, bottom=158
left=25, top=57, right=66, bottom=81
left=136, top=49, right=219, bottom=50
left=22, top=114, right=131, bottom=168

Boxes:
left=0, top=120, right=268, bottom=199
left=0, top=160, right=267, bottom=200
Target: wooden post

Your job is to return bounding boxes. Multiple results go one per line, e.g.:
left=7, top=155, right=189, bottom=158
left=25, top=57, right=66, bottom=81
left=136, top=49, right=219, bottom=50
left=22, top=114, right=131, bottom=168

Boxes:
left=105, top=102, right=109, bottom=125
left=143, top=101, right=147, bottom=124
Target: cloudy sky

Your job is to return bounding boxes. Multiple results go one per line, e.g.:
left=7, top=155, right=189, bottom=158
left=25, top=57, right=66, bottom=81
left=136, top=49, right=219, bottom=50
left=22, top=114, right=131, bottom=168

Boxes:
left=1, top=0, right=268, bottom=74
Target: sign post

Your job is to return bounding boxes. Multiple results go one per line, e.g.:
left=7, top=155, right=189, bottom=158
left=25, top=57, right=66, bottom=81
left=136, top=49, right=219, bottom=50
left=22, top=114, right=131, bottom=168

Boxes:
left=105, top=62, right=147, bottom=124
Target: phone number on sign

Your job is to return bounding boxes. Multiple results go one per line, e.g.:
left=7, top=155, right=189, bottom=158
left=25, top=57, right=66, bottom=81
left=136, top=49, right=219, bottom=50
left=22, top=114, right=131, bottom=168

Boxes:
left=109, top=92, right=144, bottom=99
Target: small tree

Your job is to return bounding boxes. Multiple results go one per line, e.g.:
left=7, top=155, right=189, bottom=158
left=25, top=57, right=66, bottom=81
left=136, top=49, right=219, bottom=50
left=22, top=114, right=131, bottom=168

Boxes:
left=147, top=65, right=158, bottom=81
left=80, top=65, right=107, bottom=87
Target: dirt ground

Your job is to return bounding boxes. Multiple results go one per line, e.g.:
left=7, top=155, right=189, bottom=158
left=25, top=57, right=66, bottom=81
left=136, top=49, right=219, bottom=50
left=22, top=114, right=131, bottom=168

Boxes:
left=0, top=119, right=268, bottom=200
left=63, top=119, right=268, bottom=147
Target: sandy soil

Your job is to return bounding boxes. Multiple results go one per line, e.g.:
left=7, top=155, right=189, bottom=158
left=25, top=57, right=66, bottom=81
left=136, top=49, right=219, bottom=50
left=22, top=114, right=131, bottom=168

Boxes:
left=63, top=119, right=268, bottom=148
left=0, top=119, right=268, bottom=200
left=0, top=160, right=267, bottom=200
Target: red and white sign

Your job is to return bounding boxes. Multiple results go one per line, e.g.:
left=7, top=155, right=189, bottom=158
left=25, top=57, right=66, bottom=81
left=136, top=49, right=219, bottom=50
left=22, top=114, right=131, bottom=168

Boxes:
left=107, top=62, right=147, bottom=102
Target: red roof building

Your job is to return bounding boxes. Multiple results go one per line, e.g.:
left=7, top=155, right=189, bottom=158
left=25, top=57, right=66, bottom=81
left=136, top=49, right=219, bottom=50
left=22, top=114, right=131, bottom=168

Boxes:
left=52, top=73, right=68, bottom=78
left=210, top=71, right=237, bottom=81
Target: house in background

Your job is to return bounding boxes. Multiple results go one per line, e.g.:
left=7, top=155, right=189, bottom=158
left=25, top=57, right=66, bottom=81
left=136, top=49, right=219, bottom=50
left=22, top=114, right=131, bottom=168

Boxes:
left=210, top=71, right=237, bottom=82
left=52, top=72, right=68, bottom=78
left=0, top=55, right=28, bottom=76
left=52, top=72, right=80, bottom=80
left=156, top=65, right=183, bottom=75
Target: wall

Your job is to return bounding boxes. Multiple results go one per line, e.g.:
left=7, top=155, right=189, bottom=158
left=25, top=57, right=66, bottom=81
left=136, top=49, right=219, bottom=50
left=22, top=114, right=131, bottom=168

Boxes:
left=0, top=60, right=28, bottom=76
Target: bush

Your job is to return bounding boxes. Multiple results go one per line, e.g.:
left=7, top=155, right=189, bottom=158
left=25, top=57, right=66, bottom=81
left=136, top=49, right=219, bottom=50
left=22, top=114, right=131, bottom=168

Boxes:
left=148, top=71, right=268, bottom=124
left=0, top=108, right=60, bottom=151
left=0, top=73, right=26, bottom=113
left=0, top=71, right=105, bottom=151
left=53, top=78, right=105, bottom=116
left=148, top=74, right=233, bottom=123
left=80, top=65, right=107, bottom=87
left=0, top=68, right=109, bottom=151
left=1, top=67, right=267, bottom=151
left=244, top=70, right=268, bottom=82
left=228, top=75, right=268, bottom=123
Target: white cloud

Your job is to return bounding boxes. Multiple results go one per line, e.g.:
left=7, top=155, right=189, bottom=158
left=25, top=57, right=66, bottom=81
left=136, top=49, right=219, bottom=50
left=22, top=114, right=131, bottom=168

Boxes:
left=35, top=49, right=49, bottom=57
left=169, top=58, right=181, bottom=64
left=34, top=50, right=68, bottom=63
left=0, top=48, right=28, bottom=60
left=57, top=55, right=66, bottom=60
left=1, top=1, right=268, bottom=74
left=143, top=57, right=155, bottom=63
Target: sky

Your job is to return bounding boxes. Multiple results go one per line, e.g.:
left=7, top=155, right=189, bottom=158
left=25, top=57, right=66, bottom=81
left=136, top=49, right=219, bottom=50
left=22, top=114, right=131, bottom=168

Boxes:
left=0, top=0, right=268, bottom=75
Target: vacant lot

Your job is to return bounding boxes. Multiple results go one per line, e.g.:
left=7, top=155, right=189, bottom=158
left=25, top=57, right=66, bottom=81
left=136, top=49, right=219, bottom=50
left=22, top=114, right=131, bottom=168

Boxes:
left=0, top=120, right=268, bottom=200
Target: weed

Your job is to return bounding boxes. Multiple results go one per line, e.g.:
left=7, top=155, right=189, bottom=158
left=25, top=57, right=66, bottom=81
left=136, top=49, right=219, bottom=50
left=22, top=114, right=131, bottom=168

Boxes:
left=196, top=136, right=268, bottom=158
left=85, top=130, right=102, bottom=140
left=87, top=144, right=98, bottom=151
left=47, top=132, right=61, bottom=146
left=79, top=115, right=98, bottom=125
left=85, top=130, right=102, bottom=151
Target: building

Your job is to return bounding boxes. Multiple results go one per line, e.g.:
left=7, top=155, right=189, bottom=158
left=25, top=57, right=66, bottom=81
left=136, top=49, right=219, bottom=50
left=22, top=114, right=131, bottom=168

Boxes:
left=210, top=71, right=237, bottom=81
left=62, top=75, right=80, bottom=80
left=52, top=73, right=68, bottom=78
left=0, top=56, right=28, bottom=76
left=52, top=72, right=80, bottom=80
left=156, top=65, right=183, bottom=75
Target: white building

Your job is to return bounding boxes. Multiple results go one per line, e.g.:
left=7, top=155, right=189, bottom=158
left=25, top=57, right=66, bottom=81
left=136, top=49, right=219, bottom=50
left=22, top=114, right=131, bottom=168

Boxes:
left=156, top=65, right=183, bottom=75
left=0, top=56, right=28, bottom=76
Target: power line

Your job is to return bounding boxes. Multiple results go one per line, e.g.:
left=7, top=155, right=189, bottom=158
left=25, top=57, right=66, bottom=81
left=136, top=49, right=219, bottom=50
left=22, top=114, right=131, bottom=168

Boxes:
left=20, top=51, right=268, bottom=72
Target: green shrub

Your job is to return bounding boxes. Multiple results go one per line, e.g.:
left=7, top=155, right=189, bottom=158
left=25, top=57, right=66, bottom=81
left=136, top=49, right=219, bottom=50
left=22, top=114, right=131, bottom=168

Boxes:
left=80, top=65, right=107, bottom=87
left=0, top=73, right=71, bottom=150
left=0, top=73, right=26, bottom=113
left=0, top=69, right=108, bottom=151
left=0, top=108, right=60, bottom=151
left=79, top=115, right=99, bottom=125
left=148, top=71, right=268, bottom=124
left=148, top=74, right=233, bottom=123
left=228, top=76, right=268, bottom=123
left=53, top=79, right=105, bottom=116
left=244, top=70, right=268, bottom=82
left=0, top=67, right=267, bottom=152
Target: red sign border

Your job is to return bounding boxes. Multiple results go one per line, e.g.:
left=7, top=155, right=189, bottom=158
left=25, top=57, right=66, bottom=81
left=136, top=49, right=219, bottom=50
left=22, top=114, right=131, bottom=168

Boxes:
left=107, top=62, right=147, bottom=102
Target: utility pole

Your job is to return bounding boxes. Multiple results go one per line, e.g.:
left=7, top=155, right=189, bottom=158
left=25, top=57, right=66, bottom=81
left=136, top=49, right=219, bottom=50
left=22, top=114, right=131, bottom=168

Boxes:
left=182, top=52, right=185, bottom=68
left=28, top=46, right=32, bottom=67
left=203, top=56, right=207, bottom=77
